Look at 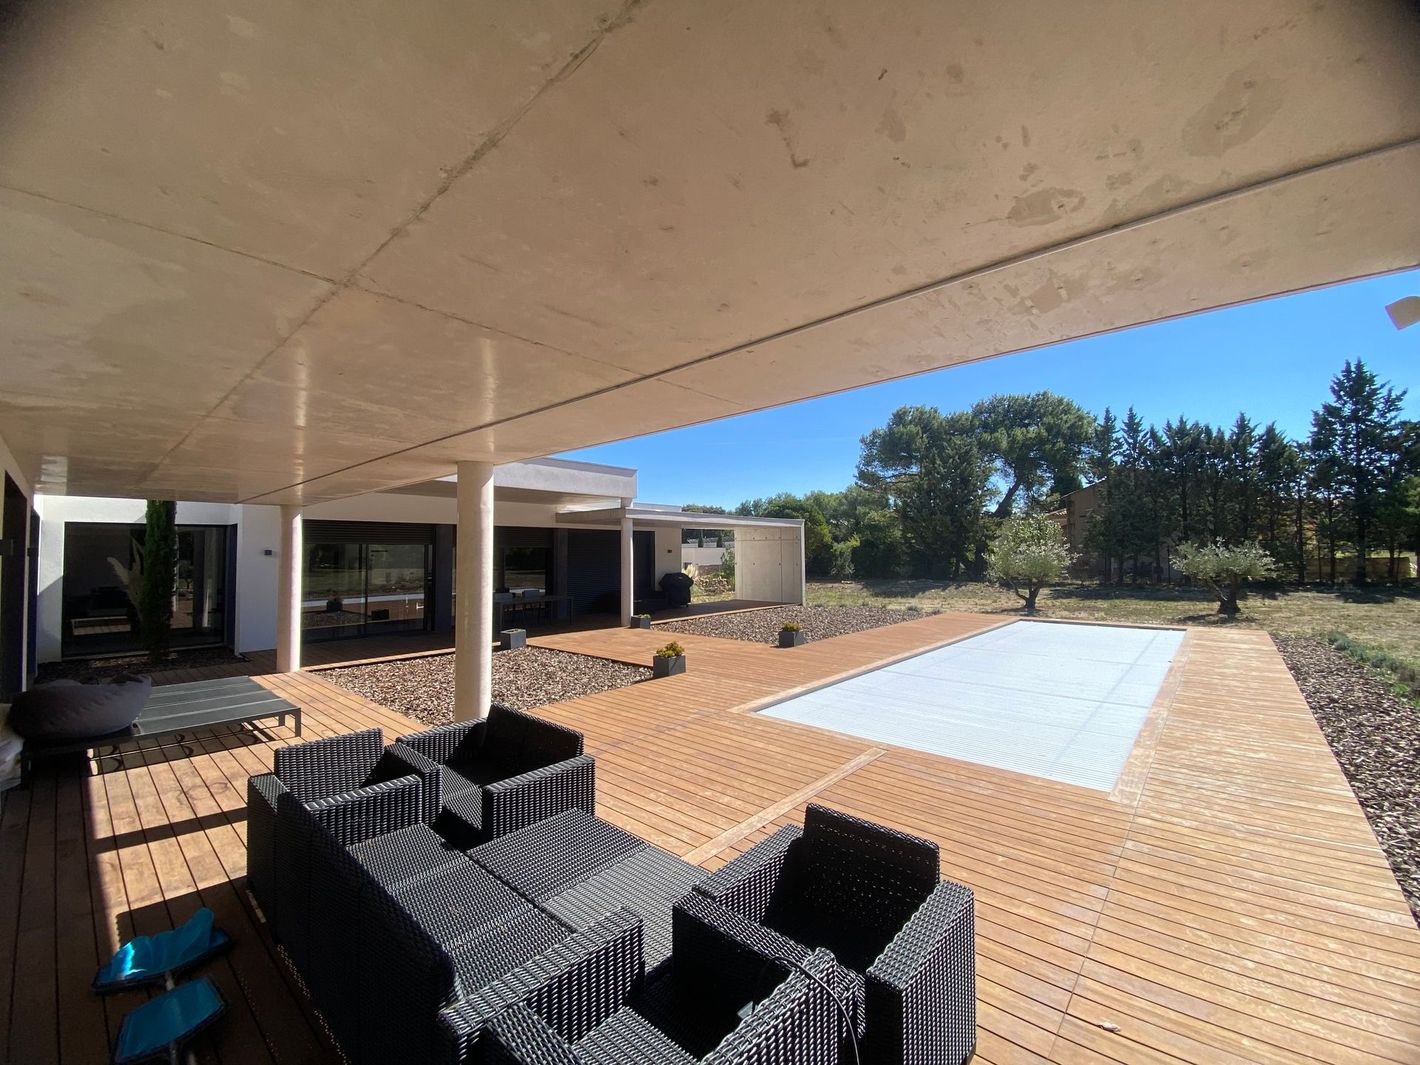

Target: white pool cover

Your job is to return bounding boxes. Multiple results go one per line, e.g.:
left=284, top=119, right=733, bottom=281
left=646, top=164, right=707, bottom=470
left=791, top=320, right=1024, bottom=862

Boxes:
left=760, top=621, right=1185, bottom=791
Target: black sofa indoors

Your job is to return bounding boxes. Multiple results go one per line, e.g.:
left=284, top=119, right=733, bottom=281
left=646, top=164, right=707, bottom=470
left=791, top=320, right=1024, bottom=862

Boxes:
left=397, top=704, right=594, bottom=846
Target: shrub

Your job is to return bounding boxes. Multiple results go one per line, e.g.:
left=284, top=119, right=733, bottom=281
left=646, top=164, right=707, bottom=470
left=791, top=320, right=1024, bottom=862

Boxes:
left=986, top=513, right=1075, bottom=614
left=1325, top=630, right=1420, bottom=703
left=1173, top=540, right=1277, bottom=616
left=828, top=539, right=857, bottom=580
left=718, top=547, right=736, bottom=582
left=781, top=621, right=802, bottom=633
left=655, top=641, right=685, bottom=659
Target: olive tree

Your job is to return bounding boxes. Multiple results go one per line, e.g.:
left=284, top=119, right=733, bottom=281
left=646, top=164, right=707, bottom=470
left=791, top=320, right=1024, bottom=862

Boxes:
left=1173, top=540, right=1276, bottom=616
left=986, top=513, right=1075, bottom=614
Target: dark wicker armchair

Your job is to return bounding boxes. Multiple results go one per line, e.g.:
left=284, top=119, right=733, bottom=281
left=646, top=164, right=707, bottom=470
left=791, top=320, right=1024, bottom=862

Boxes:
left=397, top=705, right=594, bottom=846
left=689, top=804, right=977, bottom=1065
left=477, top=925, right=844, bottom=1065
left=246, top=728, right=438, bottom=938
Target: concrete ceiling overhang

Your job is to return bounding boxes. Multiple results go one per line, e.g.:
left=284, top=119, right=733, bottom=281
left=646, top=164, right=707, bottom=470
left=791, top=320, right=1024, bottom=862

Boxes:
left=556, top=506, right=803, bottom=530
left=2, top=0, right=1417, bottom=504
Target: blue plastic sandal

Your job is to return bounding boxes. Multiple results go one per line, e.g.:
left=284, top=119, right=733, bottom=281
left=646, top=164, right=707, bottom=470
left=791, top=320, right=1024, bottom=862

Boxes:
left=94, top=908, right=231, bottom=994
left=112, top=977, right=225, bottom=1064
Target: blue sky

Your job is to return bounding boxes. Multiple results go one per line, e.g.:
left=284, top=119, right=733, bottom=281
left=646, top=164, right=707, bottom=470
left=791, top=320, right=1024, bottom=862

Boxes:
left=560, top=269, right=1420, bottom=509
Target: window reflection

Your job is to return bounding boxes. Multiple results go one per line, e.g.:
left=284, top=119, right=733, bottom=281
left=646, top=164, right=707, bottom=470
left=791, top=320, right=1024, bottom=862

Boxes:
left=302, top=541, right=431, bottom=640
left=61, top=523, right=229, bottom=658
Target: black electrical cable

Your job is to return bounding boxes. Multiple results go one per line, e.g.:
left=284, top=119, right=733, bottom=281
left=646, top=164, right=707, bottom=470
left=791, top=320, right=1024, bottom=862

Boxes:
left=750, top=953, right=861, bottom=1065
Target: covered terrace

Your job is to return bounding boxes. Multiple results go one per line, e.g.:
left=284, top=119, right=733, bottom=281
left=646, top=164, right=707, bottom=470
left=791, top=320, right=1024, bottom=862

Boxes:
left=0, top=1, right=1418, bottom=1062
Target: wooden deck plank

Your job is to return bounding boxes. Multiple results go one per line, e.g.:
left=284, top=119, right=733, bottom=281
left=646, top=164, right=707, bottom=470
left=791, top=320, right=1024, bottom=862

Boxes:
left=52, top=769, right=111, bottom=1065
left=3, top=613, right=1418, bottom=1064
left=0, top=778, right=31, bottom=1059
left=7, top=772, right=58, bottom=1064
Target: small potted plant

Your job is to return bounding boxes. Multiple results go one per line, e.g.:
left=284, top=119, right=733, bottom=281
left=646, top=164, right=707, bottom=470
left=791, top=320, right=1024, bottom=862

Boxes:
left=630, top=613, right=652, bottom=630
left=653, top=641, right=686, bottom=678
left=778, top=621, right=806, bottom=648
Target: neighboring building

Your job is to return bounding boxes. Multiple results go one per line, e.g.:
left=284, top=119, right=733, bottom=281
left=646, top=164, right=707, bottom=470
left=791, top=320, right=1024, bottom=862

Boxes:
left=33, top=459, right=803, bottom=664
left=1052, top=481, right=1108, bottom=579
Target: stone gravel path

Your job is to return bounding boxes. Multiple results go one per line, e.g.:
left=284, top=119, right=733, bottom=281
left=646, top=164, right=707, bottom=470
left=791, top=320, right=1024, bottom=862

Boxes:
left=321, top=647, right=650, bottom=727
left=1274, top=633, right=1420, bottom=926
left=656, top=604, right=927, bottom=645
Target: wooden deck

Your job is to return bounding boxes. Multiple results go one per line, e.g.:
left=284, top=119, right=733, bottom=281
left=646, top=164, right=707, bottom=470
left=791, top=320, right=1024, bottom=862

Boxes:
left=3, top=613, right=1418, bottom=1064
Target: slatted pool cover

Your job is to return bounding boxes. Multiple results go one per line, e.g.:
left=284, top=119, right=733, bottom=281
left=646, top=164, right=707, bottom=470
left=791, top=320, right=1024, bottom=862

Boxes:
left=760, top=621, right=1185, bottom=791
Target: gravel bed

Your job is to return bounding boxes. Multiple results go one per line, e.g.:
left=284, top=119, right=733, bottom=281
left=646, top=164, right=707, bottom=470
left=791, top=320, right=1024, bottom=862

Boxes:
left=36, top=648, right=250, bottom=683
left=1274, top=634, right=1420, bottom=925
left=657, top=604, right=929, bottom=646
left=320, top=647, right=650, bottom=727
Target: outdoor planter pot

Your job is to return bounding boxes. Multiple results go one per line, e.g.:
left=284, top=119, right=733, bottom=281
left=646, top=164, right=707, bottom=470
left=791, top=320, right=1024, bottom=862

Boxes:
left=778, top=629, right=806, bottom=648
left=499, top=628, right=527, bottom=651
left=630, top=616, right=652, bottom=630
left=653, top=654, right=686, bottom=678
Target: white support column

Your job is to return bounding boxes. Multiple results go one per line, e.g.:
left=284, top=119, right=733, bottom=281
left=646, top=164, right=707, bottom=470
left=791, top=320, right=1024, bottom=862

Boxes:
left=619, top=500, right=634, bottom=626
left=796, top=522, right=807, bottom=606
left=276, top=504, right=303, bottom=673
left=454, top=461, right=495, bottom=722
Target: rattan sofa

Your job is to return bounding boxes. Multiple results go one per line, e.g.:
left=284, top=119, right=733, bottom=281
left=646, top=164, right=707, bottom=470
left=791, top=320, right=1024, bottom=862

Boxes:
left=247, top=729, right=976, bottom=1065
left=469, top=808, right=703, bottom=970
left=397, top=704, right=594, bottom=846
left=246, top=727, right=439, bottom=945
left=247, top=718, right=620, bottom=1065
left=292, top=809, right=624, bottom=1064
left=686, top=804, right=977, bottom=1065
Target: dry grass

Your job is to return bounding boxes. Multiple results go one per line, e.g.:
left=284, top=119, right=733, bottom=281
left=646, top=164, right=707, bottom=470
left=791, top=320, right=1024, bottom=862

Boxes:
left=808, top=579, right=1420, bottom=674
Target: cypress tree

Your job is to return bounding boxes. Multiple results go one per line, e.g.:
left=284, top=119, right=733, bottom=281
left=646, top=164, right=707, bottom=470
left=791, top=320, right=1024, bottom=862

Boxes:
left=139, top=500, right=177, bottom=662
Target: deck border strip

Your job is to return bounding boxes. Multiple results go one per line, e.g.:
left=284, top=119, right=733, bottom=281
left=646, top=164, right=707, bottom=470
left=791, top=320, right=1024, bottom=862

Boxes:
left=682, top=746, right=888, bottom=865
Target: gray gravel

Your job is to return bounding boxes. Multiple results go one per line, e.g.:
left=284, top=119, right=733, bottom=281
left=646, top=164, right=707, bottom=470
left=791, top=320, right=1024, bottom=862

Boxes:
left=321, top=647, right=650, bottom=727
left=657, top=604, right=928, bottom=646
left=1274, top=634, right=1420, bottom=926
left=36, top=647, right=250, bottom=682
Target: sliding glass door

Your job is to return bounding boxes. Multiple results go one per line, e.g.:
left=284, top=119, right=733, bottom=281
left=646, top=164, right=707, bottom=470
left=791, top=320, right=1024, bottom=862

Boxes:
left=302, top=536, right=432, bottom=641
left=60, top=523, right=231, bottom=658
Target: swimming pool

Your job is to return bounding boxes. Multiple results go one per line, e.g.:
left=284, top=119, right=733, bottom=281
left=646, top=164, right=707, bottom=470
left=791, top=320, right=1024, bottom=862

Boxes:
left=759, top=620, right=1185, bottom=791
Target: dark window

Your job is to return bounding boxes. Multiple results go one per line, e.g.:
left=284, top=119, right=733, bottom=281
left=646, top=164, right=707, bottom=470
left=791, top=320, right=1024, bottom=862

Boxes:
left=502, top=545, right=549, bottom=594
left=493, top=528, right=553, bottom=595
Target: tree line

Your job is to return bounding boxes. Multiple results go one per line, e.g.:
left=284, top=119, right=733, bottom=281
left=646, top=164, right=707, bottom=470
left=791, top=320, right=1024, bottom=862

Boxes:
left=688, top=360, right=1418, bottom=585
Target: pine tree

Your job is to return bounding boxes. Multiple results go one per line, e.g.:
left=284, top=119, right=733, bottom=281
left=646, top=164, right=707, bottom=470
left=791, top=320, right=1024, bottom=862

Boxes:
left=1310, top=360, right=1408, bottom=583
left=1227, top=414, right=1258, bottom=542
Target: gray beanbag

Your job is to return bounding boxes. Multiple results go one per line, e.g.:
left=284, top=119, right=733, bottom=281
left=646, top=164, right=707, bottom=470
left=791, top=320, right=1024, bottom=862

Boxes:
left=9, top=674, right=152, bottom=741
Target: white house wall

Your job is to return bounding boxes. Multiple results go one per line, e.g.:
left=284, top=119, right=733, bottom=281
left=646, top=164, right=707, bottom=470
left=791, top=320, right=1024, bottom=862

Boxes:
left=304, top=493, right=625, bottom=534
left=0, top=428, right=34, bottom=687
left=33, top=490, right=632, bottom=662
left=652, top=526, right=682, bottom=588
left=734, top=526, right=805, bottom=605
left=234, top=505, right=281, bottom=656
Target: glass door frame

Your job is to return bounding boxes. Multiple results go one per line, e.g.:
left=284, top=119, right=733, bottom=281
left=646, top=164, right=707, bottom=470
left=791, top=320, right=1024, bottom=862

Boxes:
left=302, top=539, right=433, bottom=642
